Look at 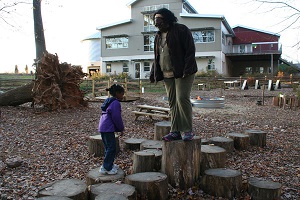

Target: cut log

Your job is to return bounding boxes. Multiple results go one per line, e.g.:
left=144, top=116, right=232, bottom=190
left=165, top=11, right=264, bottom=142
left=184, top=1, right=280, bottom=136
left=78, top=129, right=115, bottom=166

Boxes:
left=37, top=179, right=88, bottom=200
left=209, top=136, right=234, bottom=152
left=90, top=183, right=136, bottom=200
left=227, top=132, right=250, bottom=150
left=162, top=136, right=201, bottom=189
left=201, top=138, right=210, bottom=145
left=124, top=138, right=146, bottom=151
left=125, top=172, right=168, bottom=200
left=87, top=135, right=120, bottom=157
left=86, top=167, right=125, bottom=186
left=248, top=177, right=281, bottom=200
left=154, top=121, right=171, bottom=140
left=140, top=140, right=163, bottom=150
left=133, top=151, right=155, bottom=173
left=200, top=145, right=226, bottom=175
left=141, top=149, right=162, bottom=172
left=201, top=168, right=242, bottom=199
left=244, top=129, right=267, bottom=147
left=95, top=194, right=128, bottom=200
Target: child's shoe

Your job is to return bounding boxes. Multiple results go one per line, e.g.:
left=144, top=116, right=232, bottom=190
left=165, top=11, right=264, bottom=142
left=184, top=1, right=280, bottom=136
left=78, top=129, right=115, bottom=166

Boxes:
left=162, top=131, right=182, bottom=141
left=99, top=165, right=108, bottom=175
left=107, top=167, right=118, bottom=175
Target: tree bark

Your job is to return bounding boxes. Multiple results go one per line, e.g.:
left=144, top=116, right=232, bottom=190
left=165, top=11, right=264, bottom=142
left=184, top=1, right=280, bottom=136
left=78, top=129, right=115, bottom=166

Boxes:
left=0, top=82, right=33, bottom=106
left=33, top=0, right=46, bottom=60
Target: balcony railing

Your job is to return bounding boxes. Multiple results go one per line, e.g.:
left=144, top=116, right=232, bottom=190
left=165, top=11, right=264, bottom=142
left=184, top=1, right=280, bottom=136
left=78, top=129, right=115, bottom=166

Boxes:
left=224, top=42, right=282, bottom=54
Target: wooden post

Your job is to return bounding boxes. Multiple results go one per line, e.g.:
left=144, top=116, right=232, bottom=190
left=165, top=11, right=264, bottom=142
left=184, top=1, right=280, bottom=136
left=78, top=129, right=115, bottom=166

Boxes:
left=262, top=85, right=265, bottom=105
left=133, top=151, right=156, bottom=173
left=124, top=138, right=146, bottom=151
left=37, top=179, right=88, bottom=200
left=92, top=79, right=95, bottom=97
left=245, top=129, right=267, bottom=147
left=154, top=121, right=171, bottom=140
left=227, top=132, right=249, bottom=150
left=209, top=136, right=234, bottom=152
left=140, top=140, right=163, bottom=150
left=90, top=183, right=136, bottom=200
left=162, top=136, right=201, bottom=189
left=125, top=172, right=168, bottom=200
left=248, top=178, right=281, bottom=200
left=201, top=168, right=242, bottom=199
left=200, top=145, right=226, bottom=175
left=87, top=135, right=120, bottom=157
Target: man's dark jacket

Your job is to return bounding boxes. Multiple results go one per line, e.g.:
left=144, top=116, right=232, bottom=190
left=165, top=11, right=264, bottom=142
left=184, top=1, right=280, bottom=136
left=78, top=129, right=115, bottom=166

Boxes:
left=150, top=23, right=198, bottom=83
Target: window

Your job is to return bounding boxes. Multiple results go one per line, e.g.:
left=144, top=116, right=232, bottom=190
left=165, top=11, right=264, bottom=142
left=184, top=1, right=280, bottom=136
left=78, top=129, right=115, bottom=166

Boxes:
left=240, top=45, right=246, bottom=53
left=143, top=4, right=169, bottom=12
left=106, top=37, right=128, bottom=49
left=123, top=63, right=129, bottom=73
left=144, top=62, right=150, bottom=72
left=222, top=32, right=225, bottom=45
left=144, top=14, right=156, bottom=32
left=144, top=34, right=155, bottom=52
left=106, top=64, right=111, bottom=73
left=245, top=67, right=252, bottom=74
left=207, top=59, right=215, bottom=70
left=192, top=30, right=215, bottom=43
left=259, top=67, right=264, bottom=74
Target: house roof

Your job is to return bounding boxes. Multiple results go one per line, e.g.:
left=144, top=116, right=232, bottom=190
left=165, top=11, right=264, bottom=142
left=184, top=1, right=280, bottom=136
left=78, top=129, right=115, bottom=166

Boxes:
left=96, top=19, right=133, bottom=30
left=232, top=25, right=280, bottom=37
left=180, top=13, right=235, bottom=36
left=126, top=0, right=198, bottom=14
left=81, top=32, right=101, bottom=41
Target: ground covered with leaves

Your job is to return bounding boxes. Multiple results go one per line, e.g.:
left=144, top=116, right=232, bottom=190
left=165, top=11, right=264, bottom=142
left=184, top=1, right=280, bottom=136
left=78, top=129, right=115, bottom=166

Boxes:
left=0, top=88, right=299, bottom=199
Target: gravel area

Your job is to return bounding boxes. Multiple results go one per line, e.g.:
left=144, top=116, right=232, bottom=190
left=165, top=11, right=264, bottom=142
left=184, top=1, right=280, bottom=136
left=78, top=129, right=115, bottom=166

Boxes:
left=0, top=87, right=299, bottom=199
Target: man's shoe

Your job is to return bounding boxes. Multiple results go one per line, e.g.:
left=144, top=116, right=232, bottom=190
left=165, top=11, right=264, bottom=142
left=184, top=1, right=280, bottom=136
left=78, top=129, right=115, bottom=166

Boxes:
left=183, top=132, right=195, bottom=141
left=162, top=131, right=182, bottom=141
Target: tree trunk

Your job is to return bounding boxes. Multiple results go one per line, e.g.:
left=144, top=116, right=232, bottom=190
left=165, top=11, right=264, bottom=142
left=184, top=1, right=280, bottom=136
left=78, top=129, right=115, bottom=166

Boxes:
left=0, top=82, right=33, bottom=106
left=33, top=0, right=46, bottom=60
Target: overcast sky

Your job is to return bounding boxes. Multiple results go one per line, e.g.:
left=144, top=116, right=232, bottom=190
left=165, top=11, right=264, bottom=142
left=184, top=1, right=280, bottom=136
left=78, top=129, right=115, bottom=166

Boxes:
left=0, top=0, right=299, bottom=73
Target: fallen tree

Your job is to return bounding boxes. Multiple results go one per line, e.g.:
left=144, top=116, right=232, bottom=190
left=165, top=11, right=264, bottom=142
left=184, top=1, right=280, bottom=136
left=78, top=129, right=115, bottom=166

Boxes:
left=0, top=53, right=87, bottom=110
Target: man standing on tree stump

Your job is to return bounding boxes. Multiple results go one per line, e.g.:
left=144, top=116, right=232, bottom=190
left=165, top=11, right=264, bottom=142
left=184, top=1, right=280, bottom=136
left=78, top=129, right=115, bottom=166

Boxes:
left=150, top=8, right=198, bottom=141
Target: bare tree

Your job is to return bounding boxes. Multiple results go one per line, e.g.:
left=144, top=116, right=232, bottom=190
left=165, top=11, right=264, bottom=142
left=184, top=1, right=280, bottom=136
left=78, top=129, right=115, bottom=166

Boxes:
left=0, top=0, right=31, bottom=27
left=33, top=0, right=46, bottom=60
left=249, top=0, right=300, bottom=48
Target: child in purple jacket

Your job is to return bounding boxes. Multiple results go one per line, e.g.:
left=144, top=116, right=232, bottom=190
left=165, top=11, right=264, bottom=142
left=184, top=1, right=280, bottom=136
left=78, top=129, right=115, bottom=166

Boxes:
left=98, top=84, right=124, bottom=175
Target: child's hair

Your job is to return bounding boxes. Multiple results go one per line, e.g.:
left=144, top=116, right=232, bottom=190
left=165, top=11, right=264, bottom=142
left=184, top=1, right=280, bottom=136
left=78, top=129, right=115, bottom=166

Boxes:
left=106, top=84, right=125, bottom=97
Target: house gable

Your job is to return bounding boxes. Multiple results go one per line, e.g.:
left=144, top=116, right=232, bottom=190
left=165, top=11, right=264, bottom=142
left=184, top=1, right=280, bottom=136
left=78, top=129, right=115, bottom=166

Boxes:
left=232, top=25, right=280, bottom=45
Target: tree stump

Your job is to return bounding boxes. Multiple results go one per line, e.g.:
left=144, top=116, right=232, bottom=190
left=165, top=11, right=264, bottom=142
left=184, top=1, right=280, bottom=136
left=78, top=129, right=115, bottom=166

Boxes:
left=201, top=168, right=242, bottom=199
left=162, top=136, right=201, bottom=189
left=90, top=183, right=136, bottom=200
left=244, top=129, right=267, bottom=147
left=86, top=167, right=125, bottom=185
left=227, top=132, right=250, bottom=150
left=95, top=194, right=128, bottom=200
left=87, top=135, right=120, bottom=157
left=209, top=136, right=234, bottom=152
left=37, top=179, right=88, bottom=200
left=140, top=140, right=163, bottom=150
left=200, top=145, right=226, bottom=175
left=36, top=197, right=72, bottom=200
left=142, top=149, right=162, bottom=172
left=124, top=138, right=146, bottom=151
left=125, top=172, right=168, bottom=200
left=154, top=121, right=171, bottom=140
left=248, top=177, right=281, bottom=200
left=201, top=138, right=210, bottom=145
left=133, top=151, right=156, bottom=173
